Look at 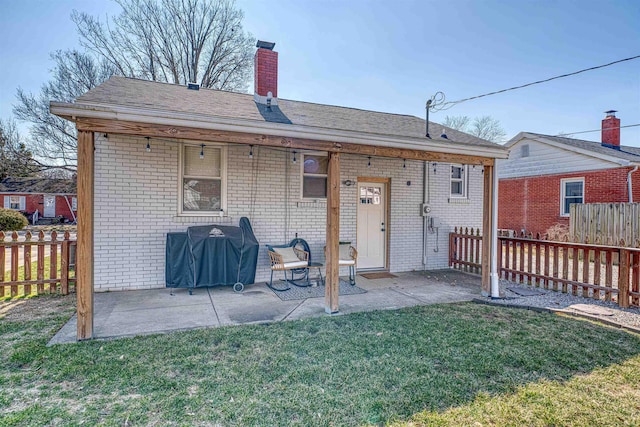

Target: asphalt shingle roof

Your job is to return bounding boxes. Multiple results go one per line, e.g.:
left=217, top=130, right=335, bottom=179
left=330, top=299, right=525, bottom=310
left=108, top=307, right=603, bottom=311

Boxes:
left=525, top=133, right=640, bottom=163
left=0, top=177, right=76, bottom=194
left=76, top=76, right=500, bottom=149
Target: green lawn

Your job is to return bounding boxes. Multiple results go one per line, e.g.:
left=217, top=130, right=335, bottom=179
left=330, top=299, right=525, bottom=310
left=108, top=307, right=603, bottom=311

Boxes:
left=1, top=296, right=639, bottom=426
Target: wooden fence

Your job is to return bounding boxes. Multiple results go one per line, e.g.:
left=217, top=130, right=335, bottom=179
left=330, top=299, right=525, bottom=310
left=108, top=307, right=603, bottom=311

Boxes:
left=0, top=230, right=76, bottom=298
left=449, top=227, right=639, bottom=308
left=570, top=202, right=640, bottom=247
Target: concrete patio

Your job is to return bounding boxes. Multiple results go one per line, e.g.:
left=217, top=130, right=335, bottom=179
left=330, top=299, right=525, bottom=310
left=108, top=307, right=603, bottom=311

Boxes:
left=49, top=269, right=481, bottom=344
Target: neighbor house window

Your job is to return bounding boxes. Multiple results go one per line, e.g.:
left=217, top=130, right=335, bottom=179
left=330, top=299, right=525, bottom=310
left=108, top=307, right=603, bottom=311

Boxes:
left=521, top=144, right=530, bottom=157
left=560, top=178, right=584, bottom=216
left=450, top=164, right=468, bottom=198
left=4, top=196, right=25, bottom=210
left=180, top=144, right=226, bottom=214
left=301, top=153, right=328, bottom=199
left=71, top=197, right=77, bottom=211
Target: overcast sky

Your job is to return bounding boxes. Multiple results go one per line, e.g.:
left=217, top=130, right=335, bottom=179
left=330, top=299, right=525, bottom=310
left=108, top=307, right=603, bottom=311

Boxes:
left=1, top=0, right=638, bottom=144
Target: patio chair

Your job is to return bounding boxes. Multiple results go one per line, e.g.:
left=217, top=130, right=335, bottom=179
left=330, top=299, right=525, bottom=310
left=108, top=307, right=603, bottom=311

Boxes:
left=266, top=244, right=310, bottom=290
left=325, top=243, right=358, bottom=286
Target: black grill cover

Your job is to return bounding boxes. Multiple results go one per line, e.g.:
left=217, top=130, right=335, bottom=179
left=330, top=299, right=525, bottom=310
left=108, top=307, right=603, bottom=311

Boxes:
left=165, top=217, right=259, bottom=288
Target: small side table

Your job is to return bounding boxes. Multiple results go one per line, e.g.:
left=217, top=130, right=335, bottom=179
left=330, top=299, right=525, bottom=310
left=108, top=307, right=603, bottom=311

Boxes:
left=308, top=262, right=325, bottom=286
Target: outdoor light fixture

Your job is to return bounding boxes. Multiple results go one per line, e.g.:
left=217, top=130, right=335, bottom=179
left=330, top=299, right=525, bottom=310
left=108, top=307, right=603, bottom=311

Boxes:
left=367, top=156, right=371, bottom=168
left=433, top=162, right=437, bottom=174
left=249, top=145, right=254, bottom=159
left=343, top=179, right=354, bottom=186
left=145, top=137, right=151, bottom=152
left=292, top=150, right=297, bottom=164
left=403, top=158, right=406, bottom=169
left=200, top=144, right=205, bottom=159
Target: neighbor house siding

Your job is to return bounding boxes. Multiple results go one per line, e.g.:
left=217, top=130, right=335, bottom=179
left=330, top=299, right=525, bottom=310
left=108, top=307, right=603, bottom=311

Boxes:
left=499, top=139, right=620, bottom=179
left=498, top=167, right=640, bottom=236
left=93, top=133, right=484, bottom=291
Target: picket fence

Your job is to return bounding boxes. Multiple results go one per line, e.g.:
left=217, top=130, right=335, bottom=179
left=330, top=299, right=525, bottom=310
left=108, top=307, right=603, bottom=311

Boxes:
left=0, top=230, right=76, bottom=298
left=449, top=227, right=639, bottom=308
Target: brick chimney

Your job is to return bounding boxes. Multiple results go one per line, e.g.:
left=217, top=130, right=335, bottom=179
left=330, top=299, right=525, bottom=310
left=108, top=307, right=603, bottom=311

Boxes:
left=602, top=110, right=620, bottom=149
left=254, top=40, right=278, bottom=105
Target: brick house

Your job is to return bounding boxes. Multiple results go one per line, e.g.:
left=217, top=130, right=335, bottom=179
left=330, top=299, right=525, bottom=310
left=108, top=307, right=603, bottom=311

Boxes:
left=498, top=111, right=640, bottom=236
left=1, top=177, right=77, bottom=223
left=50, top=40, right=508, bottom=339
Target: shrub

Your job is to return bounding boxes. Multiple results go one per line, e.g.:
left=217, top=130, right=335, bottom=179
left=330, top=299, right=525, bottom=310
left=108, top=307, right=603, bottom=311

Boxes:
left=545, top=223, right=569, bottom=242
left=0, top=208, right=28, bottom=231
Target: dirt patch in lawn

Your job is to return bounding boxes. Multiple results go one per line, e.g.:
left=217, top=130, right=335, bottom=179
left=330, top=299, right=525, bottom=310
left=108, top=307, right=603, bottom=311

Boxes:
left=0, top=294, right=75, bottom=322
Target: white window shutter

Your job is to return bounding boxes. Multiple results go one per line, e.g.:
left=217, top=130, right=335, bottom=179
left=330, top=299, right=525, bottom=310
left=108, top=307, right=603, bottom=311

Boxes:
left=20, top=196, right=26, bottom=211
left=3, top=196, right=9, bottom=209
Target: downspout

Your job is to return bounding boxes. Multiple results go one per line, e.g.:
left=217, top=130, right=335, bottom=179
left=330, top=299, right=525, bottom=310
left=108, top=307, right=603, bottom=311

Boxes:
left=490, top=162, right=500, bottom=298
left=422, top=161, right=429, bottom=269
left=628, top=166, right=638, bottom=203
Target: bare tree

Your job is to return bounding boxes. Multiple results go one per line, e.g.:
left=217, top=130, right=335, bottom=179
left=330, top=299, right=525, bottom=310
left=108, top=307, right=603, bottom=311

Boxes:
left=14, top=0, right=255, bottom=172
left=0, top=119, right=38, bottom=180
left=14, top=50, right=113, bottom=172
left=72, top=0, right=254, bottom=90
left=443, top=115, right=507, bottom=143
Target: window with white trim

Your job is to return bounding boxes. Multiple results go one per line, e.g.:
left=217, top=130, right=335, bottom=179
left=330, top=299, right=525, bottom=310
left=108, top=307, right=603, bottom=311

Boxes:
left=180, top=144, right=226, bottom=214
left=3, top=195, right=25, bottom=210
left=71, top=197, right=77, bottom=211
left=560, top=178, right=584, bottom=216
left=450, top=164, right=468, bottom=198
left=301, top=153, right=328, bottom=199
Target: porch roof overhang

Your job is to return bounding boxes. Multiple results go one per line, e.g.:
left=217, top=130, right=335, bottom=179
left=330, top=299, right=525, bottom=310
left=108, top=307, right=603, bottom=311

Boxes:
left=51, top=101, right=508, bottom=165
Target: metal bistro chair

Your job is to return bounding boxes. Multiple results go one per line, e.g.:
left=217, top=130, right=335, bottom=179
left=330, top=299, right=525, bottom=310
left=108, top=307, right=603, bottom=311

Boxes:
left=324, top=243, right=358, bottom=286
left=266, top=243, right=310, bottom=290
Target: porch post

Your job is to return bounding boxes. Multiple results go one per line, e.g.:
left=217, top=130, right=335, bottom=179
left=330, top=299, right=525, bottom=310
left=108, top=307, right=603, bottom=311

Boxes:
left=76, top=129, right=95, bottom=340
left=325, top=151, right=340, bottom=313
left=481, top=162, right=494, bottom=295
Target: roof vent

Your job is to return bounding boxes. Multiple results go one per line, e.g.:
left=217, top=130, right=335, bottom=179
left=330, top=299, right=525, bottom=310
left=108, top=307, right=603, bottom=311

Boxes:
left=441, top=129, right=448, bottom=139
left=605, top=109, right=617, bottom=117
left=187, top=82, right=200, bottom=91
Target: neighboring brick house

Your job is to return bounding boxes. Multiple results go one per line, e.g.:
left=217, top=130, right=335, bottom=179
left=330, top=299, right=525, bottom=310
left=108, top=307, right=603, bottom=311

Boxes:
left=51, top=40, right=508, bottom=338
left=498, top=111, right=640, bottom=236
left=1, top=177, right=77, bottom=223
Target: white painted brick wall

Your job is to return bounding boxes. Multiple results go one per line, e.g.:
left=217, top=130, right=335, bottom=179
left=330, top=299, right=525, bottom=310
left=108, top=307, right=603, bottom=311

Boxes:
left=93, top=133, right=484, bottom=291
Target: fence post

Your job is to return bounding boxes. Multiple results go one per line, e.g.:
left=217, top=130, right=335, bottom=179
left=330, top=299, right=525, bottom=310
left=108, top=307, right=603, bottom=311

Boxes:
left=0, top=231, right=4, bottom=298
left=11, top=231, right=18, bottom=297
left=61, top=231, right=70, bottom=295
left=619, top=247, right=630, bottom=308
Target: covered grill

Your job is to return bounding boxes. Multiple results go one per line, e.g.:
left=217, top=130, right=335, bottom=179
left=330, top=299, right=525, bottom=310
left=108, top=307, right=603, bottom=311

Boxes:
left=165, top=217, right=259, bottom=292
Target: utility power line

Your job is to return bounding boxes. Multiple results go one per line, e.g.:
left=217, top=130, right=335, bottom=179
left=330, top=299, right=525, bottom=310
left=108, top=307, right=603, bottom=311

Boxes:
left=431, top=55, right=640, bottom=111
left=559, top=123, right=640, bottom=137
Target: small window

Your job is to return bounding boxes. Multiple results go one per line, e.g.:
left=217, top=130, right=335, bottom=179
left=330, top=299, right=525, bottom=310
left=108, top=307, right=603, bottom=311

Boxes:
left=521, top=144, right=530, bottom=157
left=180, top=144, right=226, bottom=214
left=302, top=153, right=328, bottom=199
left=450, top=164, right=468, bottom=198
left=360, top=186, right=381, bottom=205
left=71, top=197, right=77, bottom=211
left=560, top=178, right=584, bottom=216
left=4, top=195, right=25, bottom=210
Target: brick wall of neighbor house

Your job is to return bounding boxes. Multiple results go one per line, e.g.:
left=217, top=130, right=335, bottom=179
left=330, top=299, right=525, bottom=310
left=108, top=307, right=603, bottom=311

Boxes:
left=0, top=193, right=76, bottom=222
left=93, top=133, right=484, bottom=291
left=499, top=166, right=640, bottom=236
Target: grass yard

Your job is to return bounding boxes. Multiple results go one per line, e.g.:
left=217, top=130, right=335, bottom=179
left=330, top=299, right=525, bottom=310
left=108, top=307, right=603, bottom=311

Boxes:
left=1, top=296, right=639, bottom=426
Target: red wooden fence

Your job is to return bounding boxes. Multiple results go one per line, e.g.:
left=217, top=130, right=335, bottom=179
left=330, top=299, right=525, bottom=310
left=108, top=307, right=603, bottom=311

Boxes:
left=449, top=227, right=639, bottom=308
left=0, top=230, right=76, bottom=298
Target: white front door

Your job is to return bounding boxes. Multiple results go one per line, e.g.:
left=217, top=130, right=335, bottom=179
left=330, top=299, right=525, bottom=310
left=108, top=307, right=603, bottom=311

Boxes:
left=356, top=182, right=387, bottom=270
left=43, top=195, right=56, bottom=217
